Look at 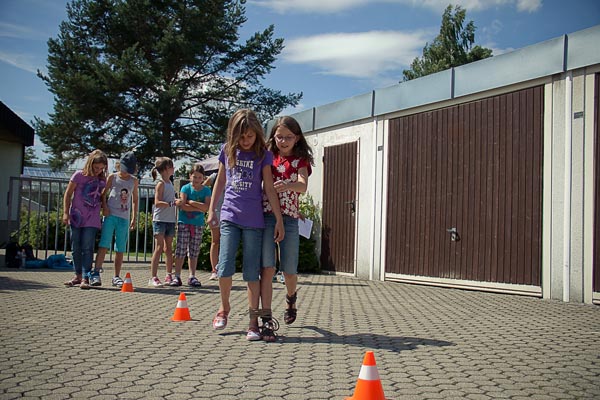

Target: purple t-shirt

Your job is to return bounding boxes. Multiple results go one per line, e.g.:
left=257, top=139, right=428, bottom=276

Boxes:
left=69, top=170, right=106, bottom=229
left=219, top=147, right=273, bottom=229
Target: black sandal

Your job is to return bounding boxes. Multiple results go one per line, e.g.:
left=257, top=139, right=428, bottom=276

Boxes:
left=259, top=309, right=279, bottom=342
left=284, top=291, right=297, bottom=325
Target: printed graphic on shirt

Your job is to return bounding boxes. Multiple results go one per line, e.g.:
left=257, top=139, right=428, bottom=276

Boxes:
left=119, top=188, right=129, bottom=211
left=230, top=159, right=254, bottom=192
left=82, top=179, right=103, bottom=208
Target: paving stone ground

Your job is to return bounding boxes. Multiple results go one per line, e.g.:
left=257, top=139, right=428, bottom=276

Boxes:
left=1, top=266, right=599, bottom=399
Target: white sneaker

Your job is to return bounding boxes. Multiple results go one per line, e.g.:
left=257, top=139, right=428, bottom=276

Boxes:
left=148, top=277, right=163, bottom=287
left=278, top=273, right=285, bottom=284
left=209, top=272, right=218, bottom=280
left=111, top=276, right=124, bottom=288
left=89, top=269, right=102, bottom=286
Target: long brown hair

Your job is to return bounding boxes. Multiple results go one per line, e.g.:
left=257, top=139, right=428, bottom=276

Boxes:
left=151, top=157, right=174, bottom=181
left=267, top=116, right=314, bottom=165
left=224, top=109, right=266, bottom=168
left=82, top=149, right=108, bottom=178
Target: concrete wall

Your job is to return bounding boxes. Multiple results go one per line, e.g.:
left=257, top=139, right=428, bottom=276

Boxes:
left=0, top=140, right=23, bottom=244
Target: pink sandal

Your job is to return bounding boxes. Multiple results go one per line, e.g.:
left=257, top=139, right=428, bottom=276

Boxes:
left=64, top=277, right=81, bottom=287
left=212, top=311, right=229, bottom=330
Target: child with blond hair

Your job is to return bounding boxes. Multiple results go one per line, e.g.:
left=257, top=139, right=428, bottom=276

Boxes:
left=94, top=152, right=139, bottom=287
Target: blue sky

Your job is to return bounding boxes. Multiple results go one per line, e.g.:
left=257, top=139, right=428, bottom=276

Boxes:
left=1, top=0, right=599, bottom=160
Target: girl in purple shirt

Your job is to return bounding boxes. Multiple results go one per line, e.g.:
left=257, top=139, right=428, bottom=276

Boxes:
left=63, top=149, right=108, bottom=289
left=207, top=109, right=284, bottom=341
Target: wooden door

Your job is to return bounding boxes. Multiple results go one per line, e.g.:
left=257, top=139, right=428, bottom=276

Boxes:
left=321, top=141, right=358, bottom=273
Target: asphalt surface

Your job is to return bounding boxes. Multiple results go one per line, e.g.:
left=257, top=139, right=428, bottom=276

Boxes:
left=1, top=265, right=599, bottom=399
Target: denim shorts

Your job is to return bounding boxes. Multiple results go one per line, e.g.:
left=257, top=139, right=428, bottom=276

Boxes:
left=99, top=215, right=129, bottom=253
left=152, top=221, right=176, bottom=237
left=262, top=214, right=300, bottom=274
left=217, top=220, right=263, bottom=281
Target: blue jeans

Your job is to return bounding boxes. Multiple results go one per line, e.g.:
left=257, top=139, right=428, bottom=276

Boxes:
left=217, top=220, right=263, bottom=281
left=70, top=226, right=98, bottom=276
left=262, top=214, right=300, bottom=274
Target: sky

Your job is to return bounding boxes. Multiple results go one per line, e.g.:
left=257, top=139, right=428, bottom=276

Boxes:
left=1, top=0, right=599, bottom=161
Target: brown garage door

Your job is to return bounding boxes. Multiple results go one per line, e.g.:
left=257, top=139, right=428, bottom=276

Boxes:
left=321, top=141, right=358, bottom=274
left=386, top=86, right=543, bottom=286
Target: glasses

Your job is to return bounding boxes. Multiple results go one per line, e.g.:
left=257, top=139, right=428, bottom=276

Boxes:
left=274, top=135, right=296, bottom=142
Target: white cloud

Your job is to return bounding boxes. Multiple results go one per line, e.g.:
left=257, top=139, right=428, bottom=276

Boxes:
left=0, top=50, right=39, bottom=74
left=485, top=44, right=515, bottom=56
left=515, top=0, right=542, bottom=12
left=0, top=22, right=48, bottom=40
left=251, top=0, right=542, bottom=13
left=282, top=30, right=429, bottom=79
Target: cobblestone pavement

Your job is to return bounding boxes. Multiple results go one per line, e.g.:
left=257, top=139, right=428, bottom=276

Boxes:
left=1, top=266, right=599, bottom=399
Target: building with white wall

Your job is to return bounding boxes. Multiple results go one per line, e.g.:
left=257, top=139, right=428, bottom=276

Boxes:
left=269, top=25, right=600, bottom=304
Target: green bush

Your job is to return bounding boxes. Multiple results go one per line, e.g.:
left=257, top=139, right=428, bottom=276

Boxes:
left=297, top=193, right=321, bottom=273
left=17, top=211, right=67, bottom=250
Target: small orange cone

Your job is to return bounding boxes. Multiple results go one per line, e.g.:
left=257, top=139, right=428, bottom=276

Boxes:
left=121, top=272, right=134, bottom=292
left=172, top=292, right=191, bottom=321
left=345, top=351, right=387, bottom=400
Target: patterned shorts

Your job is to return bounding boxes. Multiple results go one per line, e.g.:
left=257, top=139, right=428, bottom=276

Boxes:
left=175, top=223, right=204, bottom=259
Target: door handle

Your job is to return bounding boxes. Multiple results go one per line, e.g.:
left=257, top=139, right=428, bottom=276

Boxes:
left=345, top=200, right=356, bottom=214
left=447, top=227, right=460, bottom=242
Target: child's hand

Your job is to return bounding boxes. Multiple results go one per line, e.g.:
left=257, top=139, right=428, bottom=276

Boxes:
left=274, top=220, right=285, bottom=243
left=207, top=212, right=219, bottom=229
left=102, top=206, right=109, bottom=217
left=273, top=180, right=287, bottom=193
left=129, top=220, right=136, bottom=231
left=175, top=198, right=184, bottom=207
left=62, top=213, right=70, bottom=226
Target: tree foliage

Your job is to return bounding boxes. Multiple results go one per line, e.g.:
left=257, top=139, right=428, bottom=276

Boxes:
left=402, top=4, right=492, bottom=82
left=24, top=147, right=38, bottom=166
left=35, top=0, right=301, bottom=171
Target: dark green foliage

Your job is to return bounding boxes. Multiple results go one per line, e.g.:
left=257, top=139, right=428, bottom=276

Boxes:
left=17, top=211, right=67, bottom=251
left=297, top=194, right=320, bottom=273
left=298, top=237, right=319, bottom=273
left=402, top=4, right=493, bottom=81
left=35, top=0, right=301, bottom=172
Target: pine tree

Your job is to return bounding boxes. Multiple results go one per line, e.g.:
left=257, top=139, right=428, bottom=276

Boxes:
left=35, top=0, right=301, bottom=170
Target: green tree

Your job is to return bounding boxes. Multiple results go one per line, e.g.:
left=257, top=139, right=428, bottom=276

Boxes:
left=174, top=163, right=191, bottom=179
left=35, top=0, right=301, bottom=172
left=23, top=147, right=38, bottom=166
left=402, top=4, right=492, bottom=81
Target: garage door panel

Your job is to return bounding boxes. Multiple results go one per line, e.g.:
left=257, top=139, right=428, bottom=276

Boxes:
left=386, top=86, right=543, bottom=286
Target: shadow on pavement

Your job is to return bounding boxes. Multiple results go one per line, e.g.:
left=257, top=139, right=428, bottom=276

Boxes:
left=301, top=280, right=368, bottom=288
left=0, top=275, right=54, bottom=292
left=281, top=325, right=454, bottom=353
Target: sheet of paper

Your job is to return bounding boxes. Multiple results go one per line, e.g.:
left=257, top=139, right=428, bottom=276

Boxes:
left=298, top=218, right=313, bottom=239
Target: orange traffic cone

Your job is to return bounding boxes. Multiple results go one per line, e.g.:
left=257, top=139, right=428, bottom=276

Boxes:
left=121, top=272, right=134, bottom=292
left=172, top=292, right=191, bottom=321
left=345, top=351, right=387, bottom=400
